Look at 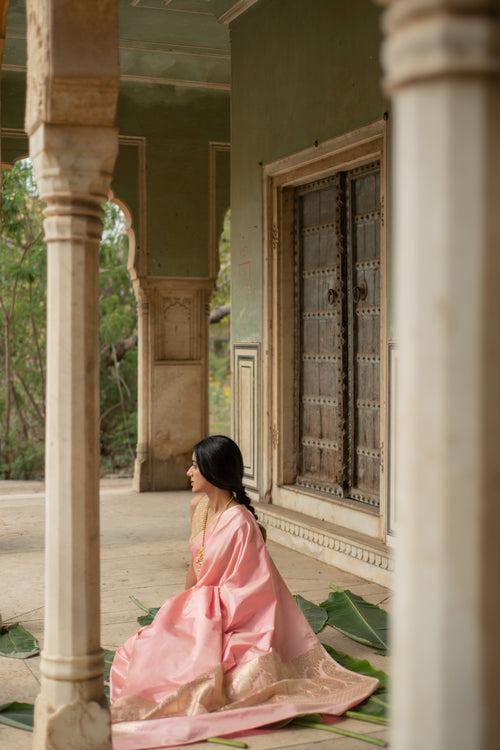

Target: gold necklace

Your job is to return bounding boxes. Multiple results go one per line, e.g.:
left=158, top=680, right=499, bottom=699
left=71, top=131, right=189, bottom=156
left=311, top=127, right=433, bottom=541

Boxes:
left=194, top=495, right=233, bottom=568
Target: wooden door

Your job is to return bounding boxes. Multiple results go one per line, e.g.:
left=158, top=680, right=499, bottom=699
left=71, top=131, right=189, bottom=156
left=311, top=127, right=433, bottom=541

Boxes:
left=346, top=163, right=381, bottom=507
left=295, top=174, right=347, bottom=497
left=294, top=162, right=381, bottom=508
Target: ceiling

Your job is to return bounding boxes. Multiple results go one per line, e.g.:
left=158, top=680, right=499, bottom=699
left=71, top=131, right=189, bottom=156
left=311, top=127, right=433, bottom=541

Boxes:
left=1, top=0, right=258, bottom=92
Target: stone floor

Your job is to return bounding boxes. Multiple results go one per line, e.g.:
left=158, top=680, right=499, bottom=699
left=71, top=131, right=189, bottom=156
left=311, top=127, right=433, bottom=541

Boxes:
left=0, top=480, right=391, bottom=749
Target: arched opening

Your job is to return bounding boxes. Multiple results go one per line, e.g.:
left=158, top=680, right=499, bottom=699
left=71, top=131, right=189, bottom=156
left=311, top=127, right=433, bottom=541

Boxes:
left=99, top=196, right=138, bottom=477
left=209, top=209, right=231, bottom=436
left=0, top=158, right=138, bottom=479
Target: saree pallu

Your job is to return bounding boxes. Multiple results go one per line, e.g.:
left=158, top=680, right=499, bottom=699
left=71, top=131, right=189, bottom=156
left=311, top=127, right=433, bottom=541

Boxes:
left=110, top=504, right=379, bottom=749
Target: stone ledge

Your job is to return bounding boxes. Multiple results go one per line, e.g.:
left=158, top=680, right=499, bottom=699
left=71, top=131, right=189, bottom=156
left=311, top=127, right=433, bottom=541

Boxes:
left=255, top=502, right=394, bottom=589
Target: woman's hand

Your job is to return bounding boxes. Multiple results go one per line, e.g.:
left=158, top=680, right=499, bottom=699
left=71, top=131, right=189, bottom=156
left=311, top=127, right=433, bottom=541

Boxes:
left=185, top=561, right=196, bottom=589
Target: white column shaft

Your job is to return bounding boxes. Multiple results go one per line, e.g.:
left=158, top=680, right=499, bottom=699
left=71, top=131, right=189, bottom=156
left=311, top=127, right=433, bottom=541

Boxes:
left=30, top=125, right=118, bottom=750
left=383, top=3, right=500, bottom=749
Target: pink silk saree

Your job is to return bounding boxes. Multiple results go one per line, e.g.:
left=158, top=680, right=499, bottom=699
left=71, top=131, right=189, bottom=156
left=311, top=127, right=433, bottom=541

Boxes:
left=110, top=502, right=378, bottom=749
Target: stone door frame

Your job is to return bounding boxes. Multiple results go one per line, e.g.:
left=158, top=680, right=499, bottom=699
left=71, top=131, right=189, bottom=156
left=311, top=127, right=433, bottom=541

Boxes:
left=261, top=119, right=389, bottom=542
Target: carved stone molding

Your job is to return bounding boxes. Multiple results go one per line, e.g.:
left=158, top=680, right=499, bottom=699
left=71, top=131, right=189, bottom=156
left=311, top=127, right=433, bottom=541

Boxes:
left=382, top=0, right=500, bottom=91
left=256, top=503, right=394, bottom=587
left=233, top=344, right=260, bottom=491
left=154, top=293, right=197, bottom=361
left=25, top=1, right=119, bottom=133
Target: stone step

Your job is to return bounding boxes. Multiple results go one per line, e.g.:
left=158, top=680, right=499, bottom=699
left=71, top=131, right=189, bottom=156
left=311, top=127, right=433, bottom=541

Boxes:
left=255, top=501, right=394, bottom=588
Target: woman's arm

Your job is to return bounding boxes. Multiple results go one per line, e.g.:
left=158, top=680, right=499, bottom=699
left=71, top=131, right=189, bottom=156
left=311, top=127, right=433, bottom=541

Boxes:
left=185, top=561, right=197, bottom=590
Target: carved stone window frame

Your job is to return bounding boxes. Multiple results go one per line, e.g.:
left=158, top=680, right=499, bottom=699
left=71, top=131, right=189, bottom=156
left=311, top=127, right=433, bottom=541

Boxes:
left=262, top=119, right=389, bottom=542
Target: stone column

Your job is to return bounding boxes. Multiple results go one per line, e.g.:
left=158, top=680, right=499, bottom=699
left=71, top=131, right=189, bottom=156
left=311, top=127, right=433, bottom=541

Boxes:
left=25, top=2, right=119, bottom=749
left=132, top=284, right=152, bottom=491
left=132, top=277, right=213, bottom=491
left=382, top=2, right=500, bottom=750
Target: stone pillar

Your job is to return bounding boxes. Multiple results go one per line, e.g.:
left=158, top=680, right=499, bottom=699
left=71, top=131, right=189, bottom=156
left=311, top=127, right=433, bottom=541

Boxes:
left=382, top=2, right=500, bottom=750
left=132, top=277, right=213, bottom=491
left=132, top=285, right=151, bottom=491
left=25, top=2, right=119, bottom=749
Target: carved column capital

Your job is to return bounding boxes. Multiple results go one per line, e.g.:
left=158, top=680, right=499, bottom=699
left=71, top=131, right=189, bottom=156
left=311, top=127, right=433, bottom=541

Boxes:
left=382, top=0, right=500, bottom=91
left=30, top=124, right=118, bottom=204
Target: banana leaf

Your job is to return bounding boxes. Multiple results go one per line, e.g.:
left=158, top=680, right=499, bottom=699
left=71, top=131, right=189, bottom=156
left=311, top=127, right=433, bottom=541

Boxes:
left=0, top=702, right=34, bottom=731
left=293, top=595, right=328, bottom=633
left=0, top=624, right=40, bottom=659
left=268, top=712, right=322, bottom=729
left=103, top=649, right=115, bottom=683
left=356, top=691, right=390, bottom=719
left=130, top=595, right=160, bottom=627
left=103, top=649, right=115, bottom=700
left=137, top=609, right=159, bottom=627
left=323, top=645, right=388, bottom=689
left=320, top=590, right=389, bottom=653
left=323, top=644, right=390, bottom=720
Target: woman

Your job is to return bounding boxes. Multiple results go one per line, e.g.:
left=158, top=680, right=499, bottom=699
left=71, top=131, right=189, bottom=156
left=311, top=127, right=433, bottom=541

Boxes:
left=110, top=436, right=378, bottom=749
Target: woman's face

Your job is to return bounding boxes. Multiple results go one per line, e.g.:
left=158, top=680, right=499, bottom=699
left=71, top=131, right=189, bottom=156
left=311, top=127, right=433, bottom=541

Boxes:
left=186, top=453, right=210, bottom=493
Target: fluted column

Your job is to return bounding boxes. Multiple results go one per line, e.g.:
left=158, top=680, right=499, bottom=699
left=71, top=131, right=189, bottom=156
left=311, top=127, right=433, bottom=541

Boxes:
left=30, top=125, right=118, bottom=749
left=25, top=2, right=119, bottom=748
left=382, top=2, right=500, bottom=750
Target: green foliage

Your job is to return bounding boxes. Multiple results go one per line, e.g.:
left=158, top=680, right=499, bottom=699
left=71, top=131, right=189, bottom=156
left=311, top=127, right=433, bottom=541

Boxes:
left=0, top=623, right=40, bottom=659
left=99, top=201, right=137, bottom=475
left=323, top=645, right=389, bottom=721
left=211, top=210, right=231, bottom=310
left=0, top=702, right=34, bottom=731
left=293, top=594, right=328, bottom=633
left=0, top=160, right=137, bottom=478
left=0, top=161, right=47, bottom=478
left=209, top=211, right=231, bottom=435
left=130, top=595, right=160, bottom=626
left=320, top=589, right=389, bottom=653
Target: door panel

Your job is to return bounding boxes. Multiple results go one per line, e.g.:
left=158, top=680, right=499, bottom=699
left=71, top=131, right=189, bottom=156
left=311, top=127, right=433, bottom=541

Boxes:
left=347, top=164, right=381, bottom=507
left=295, top=174, right=346, bottom=496
left=294, top=162, right=381, bottom=508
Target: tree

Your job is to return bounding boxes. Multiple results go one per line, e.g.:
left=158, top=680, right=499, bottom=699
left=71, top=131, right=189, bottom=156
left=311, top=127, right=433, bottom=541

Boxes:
left=99, top=201, right=138, bottom=474
left=0, top=160, right=46, bottom=478
left=0, top=160, right=138, bottom=478
left=209, top=210, right=231, bottom=435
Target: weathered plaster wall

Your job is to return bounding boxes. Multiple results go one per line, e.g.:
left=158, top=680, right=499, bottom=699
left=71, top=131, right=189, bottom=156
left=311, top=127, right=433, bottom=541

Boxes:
left=230, top=0, right=387, bottom=341
left=1, top=71, right=230, bottom=278
left=118, top=82, right=230, bottom=277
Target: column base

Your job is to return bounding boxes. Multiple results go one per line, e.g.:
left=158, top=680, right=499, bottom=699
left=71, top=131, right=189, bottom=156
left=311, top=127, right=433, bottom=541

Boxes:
left=33, top=694, right=111, bottom=750
left=133, top=444, right=151, bottom=491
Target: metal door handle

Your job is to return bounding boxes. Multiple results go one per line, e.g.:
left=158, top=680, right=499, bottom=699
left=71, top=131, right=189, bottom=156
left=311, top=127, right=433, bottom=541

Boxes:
left=353, top=280, right=368, bottom=303
left=328, top=288, right=338, bottom=305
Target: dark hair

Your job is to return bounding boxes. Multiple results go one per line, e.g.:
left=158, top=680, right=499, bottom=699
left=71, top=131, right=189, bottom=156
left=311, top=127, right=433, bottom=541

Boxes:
left=193, top=435, right=266, bottom=539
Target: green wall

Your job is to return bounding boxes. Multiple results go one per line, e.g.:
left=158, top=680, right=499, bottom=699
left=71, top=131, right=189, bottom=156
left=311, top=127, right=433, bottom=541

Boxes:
left=230, top=0, right=387, bottom=341
left=1, top=71, right=230, bottom=278
left=117, top=82, right=230, bottom=277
